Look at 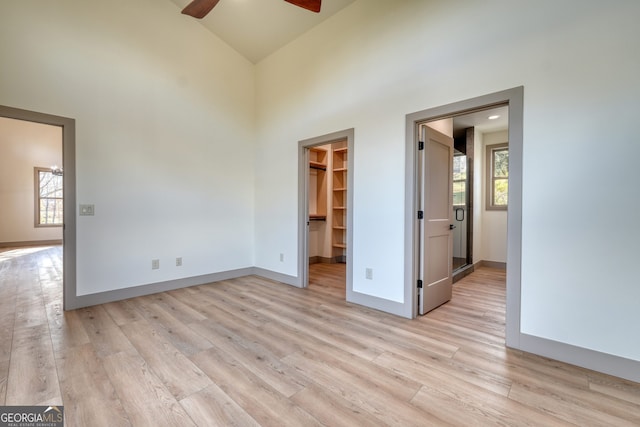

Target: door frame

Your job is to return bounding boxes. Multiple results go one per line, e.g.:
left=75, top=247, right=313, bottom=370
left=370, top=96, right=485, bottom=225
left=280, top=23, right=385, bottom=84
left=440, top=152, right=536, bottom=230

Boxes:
left=298, top=128, right=354, bottom=295
left=404, top=87, right=523, bottom=349
left=0, top=105, right=76, bottom=311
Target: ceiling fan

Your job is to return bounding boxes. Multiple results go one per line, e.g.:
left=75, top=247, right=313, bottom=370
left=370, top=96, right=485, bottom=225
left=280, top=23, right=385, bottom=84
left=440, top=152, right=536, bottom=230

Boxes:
left=182, top=0, right=321, bottom=19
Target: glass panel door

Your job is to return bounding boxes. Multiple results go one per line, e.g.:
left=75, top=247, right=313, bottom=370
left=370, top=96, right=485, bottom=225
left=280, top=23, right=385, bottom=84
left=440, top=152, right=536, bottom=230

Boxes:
left=452, top=150, right=468, bottom=271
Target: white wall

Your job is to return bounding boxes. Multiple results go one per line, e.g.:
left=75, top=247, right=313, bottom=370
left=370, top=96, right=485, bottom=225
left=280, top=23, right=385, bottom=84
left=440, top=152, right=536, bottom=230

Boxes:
left=255, top=0, right=640, bottom=361
left=480, top=130, right=508, bottom=264
left=0, top=118, right=63, bottom=244
left=0, top=0, right=256, bottom=295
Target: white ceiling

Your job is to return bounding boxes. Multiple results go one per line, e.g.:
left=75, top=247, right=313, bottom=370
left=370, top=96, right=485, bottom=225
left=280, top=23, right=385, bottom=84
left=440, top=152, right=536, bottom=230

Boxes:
left=169, top=0, right=356, bottom=63
left=452, top=106, right=509, bottom=139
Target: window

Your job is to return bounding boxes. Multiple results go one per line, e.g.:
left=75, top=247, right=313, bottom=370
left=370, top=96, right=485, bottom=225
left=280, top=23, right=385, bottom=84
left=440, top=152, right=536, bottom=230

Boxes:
left=486, top=143, right=508, bottom=210
left=453, top=153, right=467, bottom=206
left=35, top=167, right=63, bottom=226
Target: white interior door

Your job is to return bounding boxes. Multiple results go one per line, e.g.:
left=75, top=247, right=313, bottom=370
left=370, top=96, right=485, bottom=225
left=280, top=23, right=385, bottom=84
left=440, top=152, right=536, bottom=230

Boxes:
left=419, top=125, right=454, bottom=314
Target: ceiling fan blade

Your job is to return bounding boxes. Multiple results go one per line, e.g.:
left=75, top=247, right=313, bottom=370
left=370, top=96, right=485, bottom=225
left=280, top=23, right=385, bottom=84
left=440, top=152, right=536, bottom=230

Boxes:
left=284, top=0, right=321, bottom=13
left=182, top=0, right=221, bottom=19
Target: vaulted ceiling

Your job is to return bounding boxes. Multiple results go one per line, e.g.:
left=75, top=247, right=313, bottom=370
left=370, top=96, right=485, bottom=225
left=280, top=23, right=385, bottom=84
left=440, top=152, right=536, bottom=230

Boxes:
left=168, top=0, right=356, bottom=63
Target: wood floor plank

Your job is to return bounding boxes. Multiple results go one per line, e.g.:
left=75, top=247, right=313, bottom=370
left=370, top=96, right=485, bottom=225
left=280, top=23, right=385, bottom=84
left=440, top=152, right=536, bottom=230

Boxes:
left=179, top=384, right=261, bottom=427
left=189, top=319, right=309, bottom=398
left=508, top=381, right=640, bottom=426
left=588, top=374, right=640, bottom=406
left=282, top=350, right=449, bottom=426
left=76, top=305, right=138, bottom=358
left=135, top=302, right=214, bottom=357
left=102, top=351, right=196, bottom=427
left=56, top=343, right=131, bottom=427
left=411, top=384, right=571, bottom=427
left=120, top=319, right=213, bottom=400
left=290, top=384, right=387, bottom=427
left=0, top=359, right=8, bottom=405
left=6, top=324, right=62, bottom=405
left=103, top=299, right=145, bottom=326
left=373, top=350, right=512, bottom=397
left=46, top=300, right=90, bottom=355
left=191, top=347, right=323, bottom=427
left=251, top=292, right=383, bottom=361
left=149, top=291, right=208, bottom=325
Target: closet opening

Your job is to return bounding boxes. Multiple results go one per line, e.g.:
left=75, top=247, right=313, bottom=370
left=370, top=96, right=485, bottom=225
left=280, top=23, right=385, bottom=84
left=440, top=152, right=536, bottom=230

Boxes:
left=297, top=128, right=354, bottom=301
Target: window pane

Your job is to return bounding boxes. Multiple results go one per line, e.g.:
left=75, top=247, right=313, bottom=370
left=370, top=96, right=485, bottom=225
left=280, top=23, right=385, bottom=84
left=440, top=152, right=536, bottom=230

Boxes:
left=453, top=181, right=465, bottom=206
left=494, top=178, right=508, bottom=206
left=37, top=169, right=64, bottom=225
left=493, top=149, right=508, bottom=178
left=39, top=171, right=63, bottom=198
left=453, top=155, right=467, bottom=181
left=40, top=198, right=63, bottom=224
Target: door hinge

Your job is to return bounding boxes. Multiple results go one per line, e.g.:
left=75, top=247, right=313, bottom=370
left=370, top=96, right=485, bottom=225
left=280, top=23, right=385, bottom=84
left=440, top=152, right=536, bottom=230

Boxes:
left=417, top=279, right=423, bottom=289
left=418, top=140, right=424, bottom=150
left=417, top=210, right=424, bottom=220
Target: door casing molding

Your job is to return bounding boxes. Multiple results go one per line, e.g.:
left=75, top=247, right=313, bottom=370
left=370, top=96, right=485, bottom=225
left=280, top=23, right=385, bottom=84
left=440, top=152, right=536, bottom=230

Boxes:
left=297, top=128, right=354, bottom=297
left=404, top=87, right=523, bottom=349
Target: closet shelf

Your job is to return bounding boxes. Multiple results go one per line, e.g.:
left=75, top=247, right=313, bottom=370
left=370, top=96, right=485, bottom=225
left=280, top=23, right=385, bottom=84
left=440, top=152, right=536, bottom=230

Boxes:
left=310, top=214, right=326, bottom=221
left=310, top=161, right=326, bottom=171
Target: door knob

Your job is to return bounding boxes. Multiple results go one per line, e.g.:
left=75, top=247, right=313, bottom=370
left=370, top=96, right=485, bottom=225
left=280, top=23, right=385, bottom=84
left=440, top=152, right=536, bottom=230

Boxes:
left=449, top=224, right=456, bottom=230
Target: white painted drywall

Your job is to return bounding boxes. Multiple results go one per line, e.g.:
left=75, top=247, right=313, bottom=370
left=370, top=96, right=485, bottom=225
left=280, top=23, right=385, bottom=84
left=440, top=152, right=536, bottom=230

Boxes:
left=0, top=0, right=255, bottom=295
left=0, top=117, right=63, bottom=243
left=255, top=0, right=640, bottom=361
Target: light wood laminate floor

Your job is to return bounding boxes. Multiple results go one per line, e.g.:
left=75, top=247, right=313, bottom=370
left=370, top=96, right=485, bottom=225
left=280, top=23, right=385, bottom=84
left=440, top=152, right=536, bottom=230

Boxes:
left=2, top=245, right=640, bottom=426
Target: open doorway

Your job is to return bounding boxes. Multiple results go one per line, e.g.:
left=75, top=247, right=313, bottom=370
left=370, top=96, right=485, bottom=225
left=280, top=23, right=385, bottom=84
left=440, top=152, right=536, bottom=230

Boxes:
left=0, top=105, right=76, bottom=310
left=450, top=105, right=509, bottom=282
left=416, top=108, right=509, bottom=314
left=405, top=87, right=523, bottom=348
left=298, top=128, right=354, bottom=300
left=307, top=140, right=348, bottom=297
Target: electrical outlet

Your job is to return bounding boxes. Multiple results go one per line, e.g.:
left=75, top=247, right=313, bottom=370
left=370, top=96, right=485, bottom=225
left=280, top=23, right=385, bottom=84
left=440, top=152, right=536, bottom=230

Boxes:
left=152, top=259, right=160, bottom=270
left=176, top=257, right=182, bottom=267
left=365, top=268, right=373, bottom=280
left=280, top=253, right=285, bottom=262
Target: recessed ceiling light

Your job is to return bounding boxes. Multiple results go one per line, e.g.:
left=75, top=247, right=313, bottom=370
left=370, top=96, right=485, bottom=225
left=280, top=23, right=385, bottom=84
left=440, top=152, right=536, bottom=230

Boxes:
left=488, top=115, right=500, bottom=120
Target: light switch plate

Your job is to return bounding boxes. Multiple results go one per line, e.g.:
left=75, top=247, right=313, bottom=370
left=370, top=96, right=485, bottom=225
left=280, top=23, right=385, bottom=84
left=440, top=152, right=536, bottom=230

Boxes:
left=79, top=204, right=95, bottom=216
